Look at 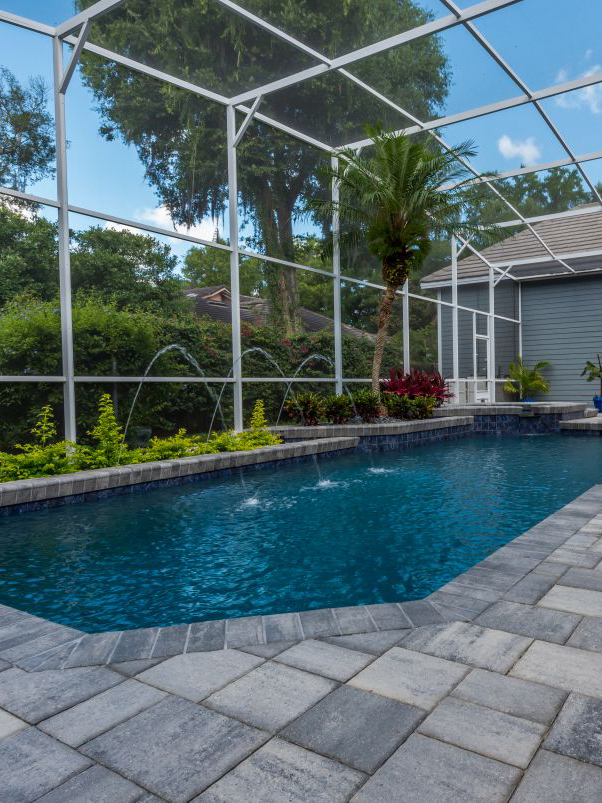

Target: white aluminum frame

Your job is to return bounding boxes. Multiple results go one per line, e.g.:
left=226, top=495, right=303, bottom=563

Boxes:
left=1, top=0, right=601, bottom=432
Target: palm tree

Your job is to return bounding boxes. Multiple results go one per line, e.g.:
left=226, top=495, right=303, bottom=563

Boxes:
left=312, top=126, right=483, bottom=402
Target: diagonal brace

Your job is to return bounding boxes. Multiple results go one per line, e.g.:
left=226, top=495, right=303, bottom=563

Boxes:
left=59, top=19, right=92, bottom=95
left=233, top=95, right=263, bottom=147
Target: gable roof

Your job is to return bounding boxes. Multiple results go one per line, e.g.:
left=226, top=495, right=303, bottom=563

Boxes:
left=184, top=286, right=370, bottom=340
left=421, top=204, right=602, bottom=287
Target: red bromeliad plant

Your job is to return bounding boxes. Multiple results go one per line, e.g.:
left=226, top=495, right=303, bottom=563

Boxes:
left=380, top=368, right=452, bottom=407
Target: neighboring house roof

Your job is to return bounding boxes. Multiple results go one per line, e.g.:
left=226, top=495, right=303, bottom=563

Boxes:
left=184, top=286, right=371, bottom=340
left=421, top=204, right=602, bottom=287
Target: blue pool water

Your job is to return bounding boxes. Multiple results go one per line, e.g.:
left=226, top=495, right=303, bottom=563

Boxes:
left=1, top=434, right=601, bottom=632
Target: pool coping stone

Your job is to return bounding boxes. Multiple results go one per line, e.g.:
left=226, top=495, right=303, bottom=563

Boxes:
left=4, top=482, right=602, bottom=672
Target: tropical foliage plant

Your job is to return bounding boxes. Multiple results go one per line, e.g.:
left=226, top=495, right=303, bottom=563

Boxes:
left=351, top=388, right=381, bottom=423
left=381, top=367, right=451, bottom=406
left=323, top=394, right=354, bottom=424
left=382, top=392, right=436, bottom=419
left=503, top=357, right=550, bottom=400
left=284, top=392, right=325, bottom=426
left=581, top=354, right=602, bottom=397
left=311, top=127, right=482, bottom=397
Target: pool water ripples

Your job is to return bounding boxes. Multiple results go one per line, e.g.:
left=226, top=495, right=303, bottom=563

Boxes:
left=0, top=435, right=601, bottom=631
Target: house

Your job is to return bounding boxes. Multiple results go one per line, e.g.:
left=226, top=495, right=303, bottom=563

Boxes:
left=184, top=286, right=370, bottom=340
left=421, top=205, right=602, bottom=403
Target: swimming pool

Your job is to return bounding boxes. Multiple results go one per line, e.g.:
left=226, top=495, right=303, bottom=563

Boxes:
left=1, top=434, right=600, bottom=632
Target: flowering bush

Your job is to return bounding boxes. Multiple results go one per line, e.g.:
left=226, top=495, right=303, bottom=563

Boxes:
left=380, top=368, right=452, bottom=407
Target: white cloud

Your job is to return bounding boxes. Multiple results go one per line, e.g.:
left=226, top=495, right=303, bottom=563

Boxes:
left=104, top=205, right=217, bottom=242
left=556, top=67, right=568, bottom=83
left=585, top=49, right=594, bottom=61
left=497, top=134, right=541, bottom=166
left=103, top=220, right=141, bottom=236
left=555, top=65, right=602, bottom=115
left=137, top=206, right=217, bottom=242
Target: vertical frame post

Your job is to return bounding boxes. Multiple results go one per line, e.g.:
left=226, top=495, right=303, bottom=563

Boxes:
left=518, top=281, right=523, bottom=359
left=331, top=155, right=343, bottom=395
left=402, top=280, right=410, bottom=374
left=226, top=106, right=243, bottom=431
left=451, top=236, right=460, bottom=402
left=436, top=290, right=442, bottom=375
left=53, top=36, right=76, bottom=442
left=472, top=312, right=477, bottom=402
left=488, top=265, right=496, bottom=402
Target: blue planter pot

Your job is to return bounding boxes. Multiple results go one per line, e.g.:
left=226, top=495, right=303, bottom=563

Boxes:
left=593, top=397, right=602, bottom=413
left=520, top=398, right=535, bottom=403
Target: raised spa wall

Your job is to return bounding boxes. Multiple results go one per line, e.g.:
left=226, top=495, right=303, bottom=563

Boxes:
left=271, top=402, right=591, bottom=443
left=0, top=403, right=591, bottom=515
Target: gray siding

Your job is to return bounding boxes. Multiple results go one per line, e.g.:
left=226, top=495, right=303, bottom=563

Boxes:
left=521, top=275, right=602, bottom=403
left=439, top=282, right=518, bottom=380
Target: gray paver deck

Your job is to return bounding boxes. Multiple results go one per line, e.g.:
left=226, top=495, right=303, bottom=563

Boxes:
left=80, top=695, right=268, bottom=802
left=0, top=727, right=92, bottom=802
left=451, top=667, right=566, bottom=724
left=544, top=692, right=602, bottom=767
left=35, top=764, right=148, bottom=803
left=348, top=645, right=469, bottom=709
left=135, top=649, right=263, bottom=702
left=196, top=738, right=365, bottom=803
left=417, top=696, right=545, bottom=768
left=351, top=733, right=521, bottom=803
left=280, top=684, right=424, bottom=773
left=274, top=639, right=373, bottom=681
left=205, top=661, right=337, bottom=732
left=5, top=481, right=602, bottom=800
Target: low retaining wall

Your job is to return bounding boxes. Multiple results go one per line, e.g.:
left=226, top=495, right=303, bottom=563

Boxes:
left=0, top=437, right=358, bottom=514
left=271, top=416, right=474, bottom=451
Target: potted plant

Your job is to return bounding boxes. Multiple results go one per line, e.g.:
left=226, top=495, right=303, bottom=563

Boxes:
left=581, top=355, right=602, bottom=412
left=503, top=357, right=550, bottom=402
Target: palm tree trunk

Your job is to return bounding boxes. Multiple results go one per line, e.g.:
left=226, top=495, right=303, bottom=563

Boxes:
left=371, top=283, right=398, bottom=397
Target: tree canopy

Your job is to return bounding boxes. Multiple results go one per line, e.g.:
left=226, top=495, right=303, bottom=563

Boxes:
left=75, top=0, right=450, bottom=333
left=0, top=206, right=188, bottom=313
left=0, top=67, right=55, bottom=192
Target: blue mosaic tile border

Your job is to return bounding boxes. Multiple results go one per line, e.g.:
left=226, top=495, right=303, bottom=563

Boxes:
left=472, top=411, right=584, bottom=435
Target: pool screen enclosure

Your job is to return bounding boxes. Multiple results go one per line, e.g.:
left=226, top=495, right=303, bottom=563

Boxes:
left=1, top=0, right=602, bottom=438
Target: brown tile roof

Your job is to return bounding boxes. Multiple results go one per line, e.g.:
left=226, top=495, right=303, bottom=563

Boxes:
left=184, top=286, right=371, bottom=339
left=421, top=205, right=602, bottom=286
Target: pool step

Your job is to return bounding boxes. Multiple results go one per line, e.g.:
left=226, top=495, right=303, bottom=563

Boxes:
left=561, top=414, right=602, bottom=432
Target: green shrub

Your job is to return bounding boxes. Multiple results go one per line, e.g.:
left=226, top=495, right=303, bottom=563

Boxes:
left=352, top=388, right=380, bottom=422
left=284, top=392, right=325, bottom=426
left=323, top=394, right=353, bottom=424
left=0, top=397, right=282, bottom=482
left=0, top=297, right=405, bottom=448
left=410, top=396, right=436, bottom=419
left=382, top=392, right=436, bottom=420
left=382, top=392, right=411, bottom=419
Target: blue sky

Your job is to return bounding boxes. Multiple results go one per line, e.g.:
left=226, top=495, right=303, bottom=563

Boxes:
left=1, top=0, right=601, bottom=261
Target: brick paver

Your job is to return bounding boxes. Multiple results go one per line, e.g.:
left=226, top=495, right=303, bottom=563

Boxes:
left=3, top=484, right=602, bottom=800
